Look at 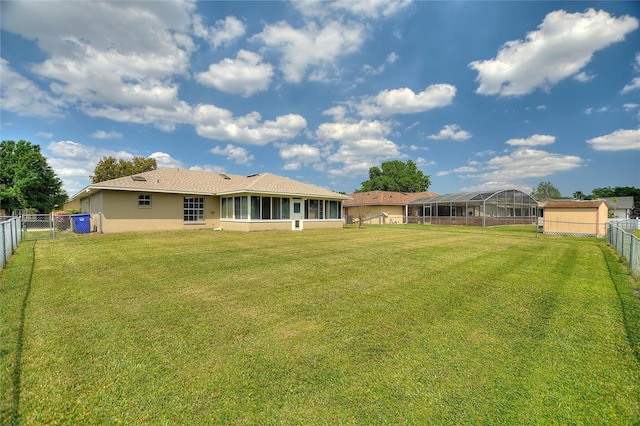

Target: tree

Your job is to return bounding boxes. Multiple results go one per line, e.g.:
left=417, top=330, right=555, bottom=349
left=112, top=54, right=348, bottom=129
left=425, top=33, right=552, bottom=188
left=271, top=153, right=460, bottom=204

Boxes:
left=590, top=186, right=616, bottom=198
left=91, top=156, right=157, bottom=183
left=530, top=181, right=562, bottom=200
left=572, top=191, right=586, bottom=200
left=0, top=140, right=68, bottom=214
left=357, top=160, right=431, bottom=193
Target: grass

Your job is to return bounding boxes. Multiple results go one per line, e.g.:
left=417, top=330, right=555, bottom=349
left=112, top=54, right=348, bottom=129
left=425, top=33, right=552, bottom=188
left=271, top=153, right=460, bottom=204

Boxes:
left=2, top=225, right=640, bottom=424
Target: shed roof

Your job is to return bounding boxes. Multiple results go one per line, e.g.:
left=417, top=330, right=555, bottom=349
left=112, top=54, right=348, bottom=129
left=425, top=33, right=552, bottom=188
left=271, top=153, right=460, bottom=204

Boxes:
left=343, top=190, right=438, bottom=207
left=71, top=168, right=350, bottom=200
left=544, top=200, right=606, bottom=208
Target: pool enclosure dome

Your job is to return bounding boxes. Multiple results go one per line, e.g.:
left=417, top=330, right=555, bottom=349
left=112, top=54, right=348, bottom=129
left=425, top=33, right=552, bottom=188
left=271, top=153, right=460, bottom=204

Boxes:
left=408, top=189, right=538, bottom=227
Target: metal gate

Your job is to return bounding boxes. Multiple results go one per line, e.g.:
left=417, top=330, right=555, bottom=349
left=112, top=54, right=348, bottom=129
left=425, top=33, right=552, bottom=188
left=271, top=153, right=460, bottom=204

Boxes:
left=22, top=214, right=55, bottom=241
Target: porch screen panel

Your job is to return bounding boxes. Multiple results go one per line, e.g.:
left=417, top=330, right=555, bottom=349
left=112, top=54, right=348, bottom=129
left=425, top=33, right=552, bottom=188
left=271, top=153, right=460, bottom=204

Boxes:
left=251, top=196, right=260, bottom=220
left=281, top=198, right=290, bottom=219
left=262, top=197, right=271, bottom=220
left=271, top=198, right=281, bottom=219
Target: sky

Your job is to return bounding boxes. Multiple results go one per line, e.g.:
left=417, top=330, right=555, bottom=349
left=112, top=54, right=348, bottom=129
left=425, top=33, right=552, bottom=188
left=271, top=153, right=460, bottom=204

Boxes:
left=1, top=1, right=639, bottom=198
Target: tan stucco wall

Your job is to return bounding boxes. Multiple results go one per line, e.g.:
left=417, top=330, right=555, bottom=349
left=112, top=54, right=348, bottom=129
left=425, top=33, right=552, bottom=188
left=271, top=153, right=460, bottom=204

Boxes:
left=86, top=191, right=220, bottom=233
left=543, top=205, right=608, bottom=236
left=221, top=219, right=343, bottom=232
left=346, top=205, right=405, bottom=224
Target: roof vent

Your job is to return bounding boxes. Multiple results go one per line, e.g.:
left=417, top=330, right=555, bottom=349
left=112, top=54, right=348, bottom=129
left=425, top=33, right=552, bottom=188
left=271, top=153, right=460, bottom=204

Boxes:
left=247, top=173, right=259, bottom=178
left=219, top=173, right=231, bottom=180
left=131, top=175, right=146, bottom=182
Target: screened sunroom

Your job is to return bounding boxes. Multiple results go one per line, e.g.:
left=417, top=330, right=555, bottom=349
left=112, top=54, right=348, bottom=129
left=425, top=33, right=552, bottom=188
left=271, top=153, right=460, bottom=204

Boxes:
left=407, top=189, right=538, bottom=227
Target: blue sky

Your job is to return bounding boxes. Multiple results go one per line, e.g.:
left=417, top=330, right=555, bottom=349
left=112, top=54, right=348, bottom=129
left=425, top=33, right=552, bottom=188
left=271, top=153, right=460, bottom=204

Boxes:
left=1, top=1, right=639, bottom=198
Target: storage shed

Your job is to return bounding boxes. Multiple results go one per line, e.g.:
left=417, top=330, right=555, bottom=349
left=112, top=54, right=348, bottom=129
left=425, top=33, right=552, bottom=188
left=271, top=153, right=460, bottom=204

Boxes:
left=542, top=200, right=608, bottom=237
left=409, top=189, right=537, bottom=227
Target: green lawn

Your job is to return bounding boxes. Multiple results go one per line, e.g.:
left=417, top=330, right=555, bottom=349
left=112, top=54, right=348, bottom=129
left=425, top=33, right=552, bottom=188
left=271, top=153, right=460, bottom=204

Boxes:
left=2, top=226, right=639, bottom=424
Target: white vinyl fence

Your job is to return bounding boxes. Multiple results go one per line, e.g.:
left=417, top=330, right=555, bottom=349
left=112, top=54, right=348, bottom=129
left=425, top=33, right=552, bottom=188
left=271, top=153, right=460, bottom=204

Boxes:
left=607, top=219, right=640, bottom=277
left=0, top=216, right=22, bottom=270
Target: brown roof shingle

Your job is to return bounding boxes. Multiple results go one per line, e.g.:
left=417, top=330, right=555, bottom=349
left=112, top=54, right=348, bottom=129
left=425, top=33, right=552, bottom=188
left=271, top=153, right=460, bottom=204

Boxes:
left=78, top=168, right=350, bottom=200
left=343, top=190, right=438, bottom=207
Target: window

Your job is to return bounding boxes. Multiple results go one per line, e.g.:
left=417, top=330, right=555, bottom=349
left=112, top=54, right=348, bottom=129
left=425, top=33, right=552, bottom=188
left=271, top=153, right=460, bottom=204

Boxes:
left=234, top=196, right=248, bottom=219
left=138, top=194, right=151, bottom=207
left=184, top=197, right=204, bottom=222
left=221, top=197, right=233, bottom=219
left=319, top=200, right=324, bottom=219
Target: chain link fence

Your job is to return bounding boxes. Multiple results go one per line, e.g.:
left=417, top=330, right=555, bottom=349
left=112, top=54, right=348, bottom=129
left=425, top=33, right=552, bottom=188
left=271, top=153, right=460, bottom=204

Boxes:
left=607, top=219, right=640, bottom=277
left=1, top=216, right=22, bottom=270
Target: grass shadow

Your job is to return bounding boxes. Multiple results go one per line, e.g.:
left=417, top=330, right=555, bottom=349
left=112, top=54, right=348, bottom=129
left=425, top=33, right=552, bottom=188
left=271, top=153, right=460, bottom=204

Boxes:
left=6, top=242, right=36, bottom=426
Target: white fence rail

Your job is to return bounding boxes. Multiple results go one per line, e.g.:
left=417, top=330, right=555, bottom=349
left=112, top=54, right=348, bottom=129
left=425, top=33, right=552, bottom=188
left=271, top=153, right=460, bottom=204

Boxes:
left=0, top=216, right=22, bottom=270
left=607, top=220, right=639, bottom=277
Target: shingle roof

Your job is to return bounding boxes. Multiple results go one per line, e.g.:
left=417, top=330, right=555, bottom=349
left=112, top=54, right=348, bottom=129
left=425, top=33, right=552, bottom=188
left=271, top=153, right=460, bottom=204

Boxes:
left=218, top=173, right=350, bottom=199
left=343, top=190, right=438, bottom=207
left=544, top=200, right=606, bottom=208
left=602, top=196, right=635, bottom=209
left=73, top=168, right=349, bottom=200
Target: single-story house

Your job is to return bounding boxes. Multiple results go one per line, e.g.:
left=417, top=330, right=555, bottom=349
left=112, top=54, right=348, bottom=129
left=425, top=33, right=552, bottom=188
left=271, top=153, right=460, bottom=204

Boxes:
left=409, top=189, right=538, bottom=226
left=602, top=196, right=635, bottom=219
left=343, top=190, right=438, bottom=225
left=542, top=200, right=608, bottom=237
left=66, top=168, right=350, bottom=233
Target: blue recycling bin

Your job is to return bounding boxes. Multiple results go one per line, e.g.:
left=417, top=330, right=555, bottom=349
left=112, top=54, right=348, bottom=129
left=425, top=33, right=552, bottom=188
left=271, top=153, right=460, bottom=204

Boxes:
left=72, top=214, right=91, bottom=233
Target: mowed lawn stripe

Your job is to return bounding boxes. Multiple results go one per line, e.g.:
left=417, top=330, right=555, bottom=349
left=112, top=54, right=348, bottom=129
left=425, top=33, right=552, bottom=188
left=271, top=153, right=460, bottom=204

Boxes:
left=2, top=226, right=639, bottom=424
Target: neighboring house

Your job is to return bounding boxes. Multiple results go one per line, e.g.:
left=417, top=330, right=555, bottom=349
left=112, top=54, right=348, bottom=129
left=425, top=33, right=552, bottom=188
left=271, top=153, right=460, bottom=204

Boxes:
left=602, top=196, right=635, bottom=219
left=66, top=168, right=350, bottom=233
left=542, top=200, right=608, bottom=237
left=410, top=189, right=538, bottom=226
left=343, top=191, right=438, bottom=225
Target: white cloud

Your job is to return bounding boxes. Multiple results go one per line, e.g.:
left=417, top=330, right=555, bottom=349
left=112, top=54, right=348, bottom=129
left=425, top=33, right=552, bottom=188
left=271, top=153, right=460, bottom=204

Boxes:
left=470, top=9, right=639, bottom=96
left=193, top=105, right=307, bottom=145
left=622, top=53, right=640, bottom=93
left=295, top=0, right=412, bottom=20
left=83, top=101, right=193, bottom=132
left=193, top=15, right=245, bottom=48
left=586, top=129, right=640, bottom=151
left=315, top=120, right=402, bottom=178
left=196, top=50, right=274, bottom=97
left=358, top=84, right=456, bottom=117
left=428, top=124, right=472, bottom=141
left=2, top=1, right=195, bottom=122
left=622, top=77, right=640, bottom=94
left=252, top=20, right=365, bottom=83
left=363, top=52, right=399, bottom=75
left=37, top=132, right=54, bottom=139
left=277, top=143, right=321, bottom=170
left=623, top=103, right=639, bottom=111
left=210, top=144, right=254, bottom=165
left=574, top=71, right=596, bottom=82
left=316, top=120, right=393, bottom=142
left=44, top=140, right=187, bottom=194
left=92, top=130, right=122, bottom=139
left=322, top=105, right=349, bottom=122
left=506, top=134, right=555, bottom=146
left=149, top=152, right=184, bottom=168
left=0, top=59, right=64, bottom=118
